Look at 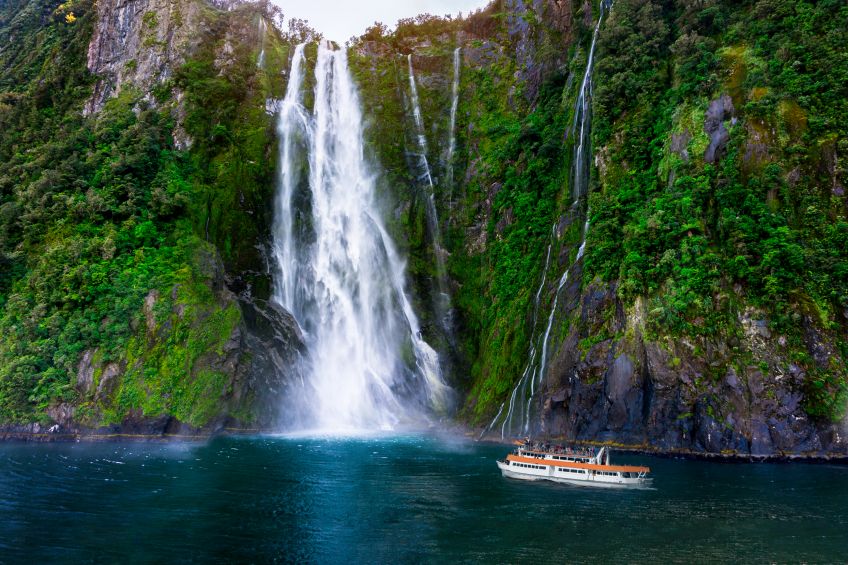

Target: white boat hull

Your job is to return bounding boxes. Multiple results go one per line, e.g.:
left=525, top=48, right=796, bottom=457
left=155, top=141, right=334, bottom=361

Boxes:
left=496, top=459, right=651, bottom=489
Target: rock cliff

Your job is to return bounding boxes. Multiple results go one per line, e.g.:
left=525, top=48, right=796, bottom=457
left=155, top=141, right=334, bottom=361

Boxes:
left=348, top=0, right=848, bottom=458
left=84, top=0, right=203, bottom=114
left=0, top=0, right=846, bottom=455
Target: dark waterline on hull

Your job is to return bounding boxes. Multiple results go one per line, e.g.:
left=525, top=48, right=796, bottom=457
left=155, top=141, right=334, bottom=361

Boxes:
left=2, top=434, right=847, bottom=563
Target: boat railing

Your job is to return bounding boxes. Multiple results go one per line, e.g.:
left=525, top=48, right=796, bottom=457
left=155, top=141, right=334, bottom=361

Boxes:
left=516, top=445, right=598, bottom=459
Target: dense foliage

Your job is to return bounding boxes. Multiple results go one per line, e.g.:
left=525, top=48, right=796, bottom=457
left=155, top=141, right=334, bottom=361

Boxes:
left=585, top=0, right=848, bottom=419
left=0, top=0, right=284, bottom=423
left=0, top=0, right=845, bottom=432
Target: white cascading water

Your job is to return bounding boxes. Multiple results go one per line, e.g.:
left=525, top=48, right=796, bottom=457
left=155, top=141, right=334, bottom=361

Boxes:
left=535, top=216, right=590, bottom=393
left=407, top=54, right=451, bottom=330
left=487, top=1, right=611, bottom=439
left=408, top=55, right=435, bottom=189
left=497, top=233, right=554, bottom=438
left=257, top=17, right=266, bottom=69
left=273, top=42, right=450, bottom=432
left=445, top=47, right=461, bottom=209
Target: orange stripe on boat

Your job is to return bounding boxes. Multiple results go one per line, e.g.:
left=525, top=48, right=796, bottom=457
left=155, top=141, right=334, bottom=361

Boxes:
left=507, top=454, right=650, bottom=474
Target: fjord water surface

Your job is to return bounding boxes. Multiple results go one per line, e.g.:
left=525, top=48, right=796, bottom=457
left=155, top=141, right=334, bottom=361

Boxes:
left=2, top=436, right=847, bottom=563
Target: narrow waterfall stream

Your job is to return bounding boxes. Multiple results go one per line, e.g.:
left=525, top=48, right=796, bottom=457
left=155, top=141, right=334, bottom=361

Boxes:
left=256, top=17, right=266, bottom=69
left=445, top=47, right=461, bottom=209
left=407, top=54, right=452, bottom=335
left=272, top=43, right=450, bottom=432
left=407, top=55, right=435, bottom=189
left=488, top=1, right=612, bottom=439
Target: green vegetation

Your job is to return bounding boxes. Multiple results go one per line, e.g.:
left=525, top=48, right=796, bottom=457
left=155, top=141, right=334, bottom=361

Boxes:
left=584, top=0, right=847, bottom=420
left=0, top=0, right=287, bottom=424
left=0, top=0, right=845, bottom=431
left=104, top=260, right=242, bottom=427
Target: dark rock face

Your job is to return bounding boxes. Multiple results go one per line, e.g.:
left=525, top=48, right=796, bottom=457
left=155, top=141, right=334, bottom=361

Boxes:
left=538, top=282, right=848, bottom=458
left=506, top=0, right=575, bottom=102
left=235, top=297, right=305, bottom=428
left=704, top=94, right=734, bottom=163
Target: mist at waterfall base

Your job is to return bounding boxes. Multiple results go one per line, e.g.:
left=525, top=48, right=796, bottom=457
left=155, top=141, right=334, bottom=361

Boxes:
left=3, top=436, right=848, bottom=562
left=271, top=43, right=451, bottom=433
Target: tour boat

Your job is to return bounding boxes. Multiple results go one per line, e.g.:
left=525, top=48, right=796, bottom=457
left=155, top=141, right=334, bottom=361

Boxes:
left=497, top=441, right=651, bottom=488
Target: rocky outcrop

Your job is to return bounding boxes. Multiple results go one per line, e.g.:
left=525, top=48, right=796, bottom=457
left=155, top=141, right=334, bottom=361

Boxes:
left=14, top=247, right=306, bottom=440
left=84, top=0, right=205, bottom=114
left=704, top=94, right=734, bottom=163
left=234, top=297, right=305, bottom=427
left=536, top=281, right=848, bottom=458
left=506, top=0, right=576, bottom=102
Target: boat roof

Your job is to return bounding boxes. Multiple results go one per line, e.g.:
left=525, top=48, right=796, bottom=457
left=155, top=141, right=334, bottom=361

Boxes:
left=507, top=454, right=650, bottom=474
left=521, top=449, right=593, bottom=457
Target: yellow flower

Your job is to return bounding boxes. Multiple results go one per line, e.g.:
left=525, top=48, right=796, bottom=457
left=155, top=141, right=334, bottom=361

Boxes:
left=65, top=12, right=76, bottom=23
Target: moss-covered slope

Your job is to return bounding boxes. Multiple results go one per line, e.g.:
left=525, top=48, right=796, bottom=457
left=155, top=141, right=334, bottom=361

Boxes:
left=0, top=0, right=303, bottom=434
left=349, top=0, right=848, bottom=456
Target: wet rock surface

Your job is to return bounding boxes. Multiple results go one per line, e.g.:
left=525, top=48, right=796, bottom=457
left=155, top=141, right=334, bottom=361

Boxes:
left=704, top=94, right=734, bottom=163
left=234, top=297, right=305, bottom=427
left=536, top=282, right=848, bottom=458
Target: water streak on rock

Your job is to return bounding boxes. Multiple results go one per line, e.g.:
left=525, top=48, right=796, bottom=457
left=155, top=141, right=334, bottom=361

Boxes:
left=490, top=1, right=612, bottom=439
left=446, top=47, right=461, bottom=209
left=407, top=54, right=452, bottom=335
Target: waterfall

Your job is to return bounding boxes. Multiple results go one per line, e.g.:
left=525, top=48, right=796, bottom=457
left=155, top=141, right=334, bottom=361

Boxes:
left=445, top=47, right=461, bottom=209
left=273, top=43, right=309, bottom=314
left=407, top=54, right=452, bottom=334
left=498, top=229, right=554, bottom=438
left=485, top=1, right=611, bottom=439
left=273, top=42, right=451, bottom=432
left=257, top=17, right=266, bottom=69
left=407, top=55, right=434, bottom=189
left=571, top=0, right=610, bottom=199
left=536, top=216, right=590, bottom=392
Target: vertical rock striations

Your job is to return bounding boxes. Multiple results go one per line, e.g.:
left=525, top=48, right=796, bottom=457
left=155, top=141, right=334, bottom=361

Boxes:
left=85, top=0, right=203, bottom=114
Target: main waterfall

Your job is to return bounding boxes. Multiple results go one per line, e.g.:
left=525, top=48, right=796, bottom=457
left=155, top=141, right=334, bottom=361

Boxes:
left=272, top=43, right=450, bottom=432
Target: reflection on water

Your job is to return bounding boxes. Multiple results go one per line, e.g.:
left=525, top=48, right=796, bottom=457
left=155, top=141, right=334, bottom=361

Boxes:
left=1, top=434, right=846, bottom=562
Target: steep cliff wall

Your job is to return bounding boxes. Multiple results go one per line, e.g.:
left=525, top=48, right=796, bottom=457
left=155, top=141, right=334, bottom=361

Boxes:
left=351, top=0, right=848, bottom=457
left=84, top=0, right=204, bottom=115
left=535, top=0, right=848, bottom=456
left=0, top=0, right=304, bottom=436
left=1, top=0, right=846, bottom=453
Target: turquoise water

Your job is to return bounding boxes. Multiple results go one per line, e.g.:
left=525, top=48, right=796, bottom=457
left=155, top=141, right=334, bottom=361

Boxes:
left=1, top=434, right=846, bottom=563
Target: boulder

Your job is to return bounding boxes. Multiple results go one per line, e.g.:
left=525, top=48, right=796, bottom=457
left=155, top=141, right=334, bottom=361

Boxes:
left=704, top=94, right=734, bottom=163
